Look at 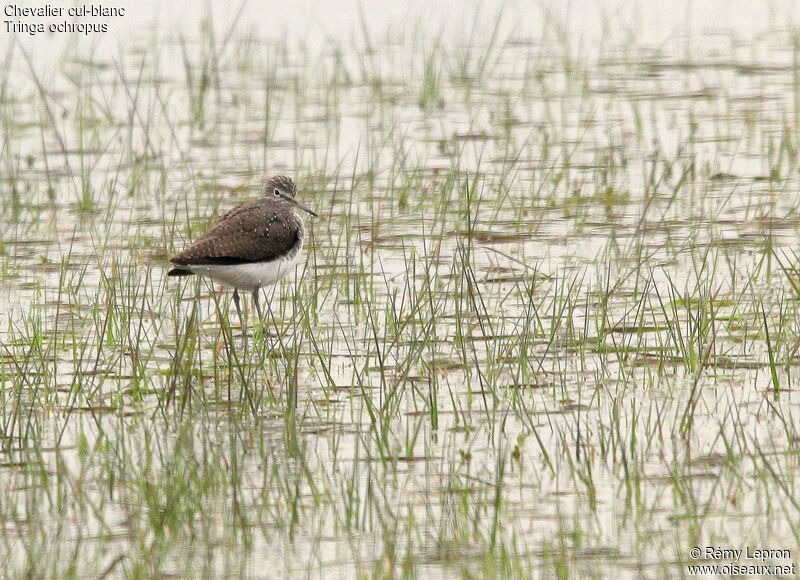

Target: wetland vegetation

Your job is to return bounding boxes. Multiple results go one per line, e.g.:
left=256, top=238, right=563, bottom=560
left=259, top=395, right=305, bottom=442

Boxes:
left=1, top=3, right=800, bottom=578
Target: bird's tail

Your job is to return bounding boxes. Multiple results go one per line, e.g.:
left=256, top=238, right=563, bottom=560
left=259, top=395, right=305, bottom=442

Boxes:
left=168, top=268, right=194, bottom=277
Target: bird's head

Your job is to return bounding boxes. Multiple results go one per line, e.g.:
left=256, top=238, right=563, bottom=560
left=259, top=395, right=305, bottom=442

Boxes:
left=262, top=175, right=317, bottom=217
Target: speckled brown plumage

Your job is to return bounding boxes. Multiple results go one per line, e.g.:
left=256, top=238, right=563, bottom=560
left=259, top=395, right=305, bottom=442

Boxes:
left=169, top=175, right=311, bottom=269
left=170, top=198, right=302, bottom=266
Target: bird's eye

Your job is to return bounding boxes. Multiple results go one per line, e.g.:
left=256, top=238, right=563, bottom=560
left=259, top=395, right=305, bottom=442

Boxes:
left=274, top=189, right=280, bottom=196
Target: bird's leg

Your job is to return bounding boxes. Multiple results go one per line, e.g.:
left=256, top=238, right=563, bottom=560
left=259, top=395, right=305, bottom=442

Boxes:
left=252, top=288, right=264, bottom=321
left=233, top=288, right=244, bottom=330
left=233, top=287, right=251, bottom=359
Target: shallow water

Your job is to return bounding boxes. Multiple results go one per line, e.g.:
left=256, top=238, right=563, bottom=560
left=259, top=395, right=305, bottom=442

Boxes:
left=1, top=1, right=800, bottom=578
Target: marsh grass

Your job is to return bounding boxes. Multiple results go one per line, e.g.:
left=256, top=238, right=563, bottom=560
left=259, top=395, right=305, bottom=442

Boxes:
left=1, top=6, right=800, bottom=579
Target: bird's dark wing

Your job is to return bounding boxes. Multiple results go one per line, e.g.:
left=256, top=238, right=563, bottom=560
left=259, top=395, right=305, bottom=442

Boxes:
left=170, top=202, right=300, bottom=265
left=213, top=198, right=260, bottom=225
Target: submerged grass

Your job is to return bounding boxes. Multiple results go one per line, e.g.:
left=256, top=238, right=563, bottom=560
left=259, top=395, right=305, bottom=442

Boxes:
left=1, top=6, right=800, bottom=579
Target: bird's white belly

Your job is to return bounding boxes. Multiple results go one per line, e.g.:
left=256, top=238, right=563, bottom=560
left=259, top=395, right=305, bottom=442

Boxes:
left=187, top=252, right=300, bottom=290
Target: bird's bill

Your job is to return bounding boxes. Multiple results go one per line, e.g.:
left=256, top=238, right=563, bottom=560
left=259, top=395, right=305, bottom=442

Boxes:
left=289, top=197, right=318, bottom=217
left=274, top=189, right=319, bottom=217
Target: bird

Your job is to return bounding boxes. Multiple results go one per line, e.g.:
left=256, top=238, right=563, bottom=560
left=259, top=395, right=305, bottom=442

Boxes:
left=168, top=175, right=317, bottom=325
